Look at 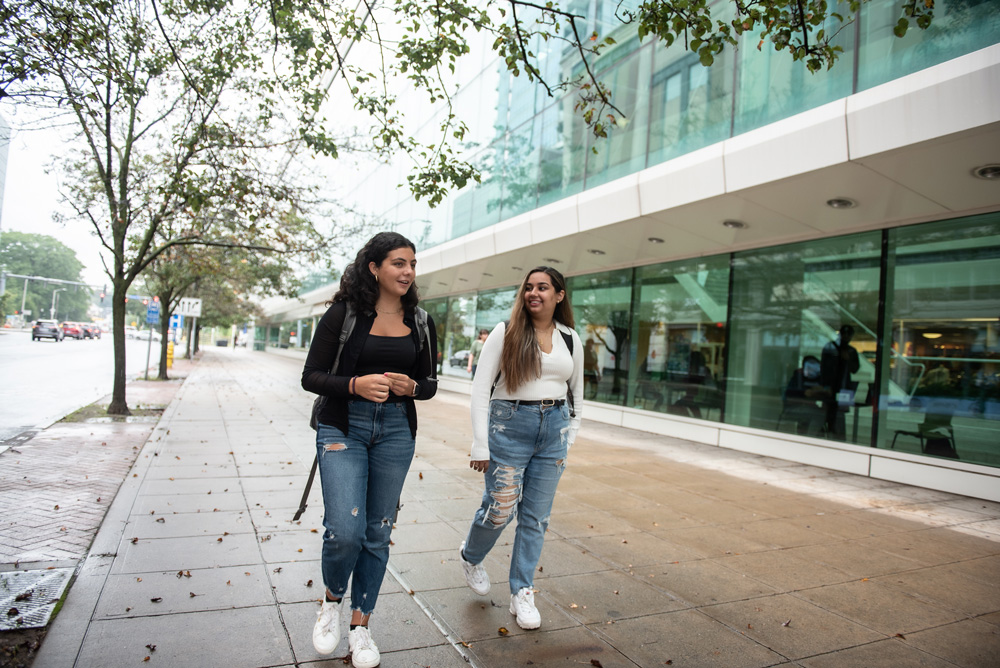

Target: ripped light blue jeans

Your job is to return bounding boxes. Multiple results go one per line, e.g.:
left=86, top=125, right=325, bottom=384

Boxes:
left=462, top=399, right=569, bottom=594
left=315, top=401, right=414, bottom=616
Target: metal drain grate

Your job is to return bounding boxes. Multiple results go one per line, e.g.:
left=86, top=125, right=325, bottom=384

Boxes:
left=0, top=568, right=74, bottom=630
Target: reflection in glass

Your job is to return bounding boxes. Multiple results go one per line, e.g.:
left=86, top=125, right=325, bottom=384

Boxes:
left=858, top=0, right=1000, bottom=91
left=727, top=235, right=881, bottom=444
left=880, top=214, right=1000, bottom=466
left=585, top=49, right=651, bottom=188
left=420, top=297, right=449, bottom=375
left=568, top=269, right=634, bottom=406
left=439, top=293, right=478, bottom=378
left=630, top=257, right=730, bottom=420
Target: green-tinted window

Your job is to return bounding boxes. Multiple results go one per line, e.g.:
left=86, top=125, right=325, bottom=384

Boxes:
left=648, top=4, right=735, bottom=165
left=585, top=49, right=652, bottom=188
left=475, top=286, right=517, bottom=332
left=420, top=297, right=449, bottom=375
left=733, top=5, right=855, bottom=136
left=536, top=97, right=586, bottom=208
left=440, top=293, right=478, bottom=378
left=629, top=256, right=730, bottom=420
left=858, top=0, right=1000, bottom=91
left=879, top=214, right=1000, bottom=465
left=727, top=234, right=881, bottom=443
left=500, top=119, right=540, bottom=219
left=568, top=269, right=635, bottom=406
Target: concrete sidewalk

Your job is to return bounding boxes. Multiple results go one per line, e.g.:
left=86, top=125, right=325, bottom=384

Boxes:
left=33, top=348, right=1000, bottom=667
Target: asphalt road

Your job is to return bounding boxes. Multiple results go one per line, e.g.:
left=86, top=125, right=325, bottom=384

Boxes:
left=0, top=329, right=163, bottom=442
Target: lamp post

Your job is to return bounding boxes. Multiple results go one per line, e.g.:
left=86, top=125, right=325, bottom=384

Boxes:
left=50, top=288, right=67, bottom=319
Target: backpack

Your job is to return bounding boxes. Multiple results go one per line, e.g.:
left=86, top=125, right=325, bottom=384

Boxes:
left=295, top=303, right=431, bottom=521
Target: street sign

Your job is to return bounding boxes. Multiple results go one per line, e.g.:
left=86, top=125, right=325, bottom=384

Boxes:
left=170, top=314, right=184, bottom=329
left=177, top=298, right=202, bottom=318
left=146, top=301, right=161, bottom=324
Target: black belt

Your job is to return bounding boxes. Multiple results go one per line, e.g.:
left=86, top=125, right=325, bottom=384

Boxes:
left=509, top=399, right=564, bottom=407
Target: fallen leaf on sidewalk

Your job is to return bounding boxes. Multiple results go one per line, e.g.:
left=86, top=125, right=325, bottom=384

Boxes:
left=146, top=644, right=156, bottom=652
left=306, top=580, right=313, bottom=587
left=590, top=660, right=603, bottom=667
left=498, top=627, right=509, bottom=636
left=156, top=518, right=165, bottom=523
left=150, top=598, right=162, bottom=603
left=782, top=619, right=791, bottom=627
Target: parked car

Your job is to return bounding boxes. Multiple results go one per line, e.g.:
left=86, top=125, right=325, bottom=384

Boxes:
left=61, top=321, right=84, bottom=339
left=32, top=319, right=64, bottom=342
left=125, top=326, right=138, bottom=339
left=449, top=350, right=470, bottom=367
left=134, top=328, right=161, bottom=341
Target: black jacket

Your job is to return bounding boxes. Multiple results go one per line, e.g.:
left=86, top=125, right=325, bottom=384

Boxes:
left=301, top=301, right=438, bottom=438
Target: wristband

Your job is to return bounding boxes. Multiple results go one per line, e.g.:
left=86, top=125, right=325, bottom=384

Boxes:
left=351, top=376, right=358, bottom=395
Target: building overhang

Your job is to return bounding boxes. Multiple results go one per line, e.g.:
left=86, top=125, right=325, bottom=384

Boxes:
left=416, top=44, right=1000, bottom=298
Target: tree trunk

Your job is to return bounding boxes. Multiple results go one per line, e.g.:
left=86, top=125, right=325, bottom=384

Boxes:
left=107, top=280, right=131, bottom=415
left=157, top=313, right=170, bottom=380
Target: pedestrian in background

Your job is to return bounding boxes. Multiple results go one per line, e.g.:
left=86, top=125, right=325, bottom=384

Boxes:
left=467, top=328, right=489, bottom=377
left=302, top=231, right=438, bottom=667
left=458, top=266, right=583, bottom=630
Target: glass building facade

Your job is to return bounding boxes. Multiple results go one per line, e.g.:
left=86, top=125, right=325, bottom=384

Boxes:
left=425, top=213, right=1000, bottom=468
left=347, top=0, right=1000, bottom=250
left=260, top=0, right=1000, bottom=498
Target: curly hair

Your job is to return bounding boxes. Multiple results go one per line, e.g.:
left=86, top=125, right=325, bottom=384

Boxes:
left=500, top=266, right=574, bottom=391
left=329, top=232, right=419, bottom=312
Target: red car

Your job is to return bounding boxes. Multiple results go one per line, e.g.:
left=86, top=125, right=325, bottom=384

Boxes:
left=61, top=322, right=84, bottom=339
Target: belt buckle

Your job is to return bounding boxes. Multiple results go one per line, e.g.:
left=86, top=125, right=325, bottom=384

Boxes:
left=541, top=399, right=555, bottom=407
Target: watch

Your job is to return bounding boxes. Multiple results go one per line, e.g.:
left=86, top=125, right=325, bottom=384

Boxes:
left=411, top=382, right=420, bottom=397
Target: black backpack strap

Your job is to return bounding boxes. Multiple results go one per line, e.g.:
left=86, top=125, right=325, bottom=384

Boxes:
left=299, top=303, right=356, bottom=520
left=292, top=455, right=319, bottom=522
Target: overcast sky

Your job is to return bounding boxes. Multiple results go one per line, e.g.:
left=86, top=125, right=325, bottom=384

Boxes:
left=1, top=121, right=109, bottom=288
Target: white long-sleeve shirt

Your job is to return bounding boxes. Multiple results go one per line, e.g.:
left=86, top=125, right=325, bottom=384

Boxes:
left=469, top=320, right=584, bottom=461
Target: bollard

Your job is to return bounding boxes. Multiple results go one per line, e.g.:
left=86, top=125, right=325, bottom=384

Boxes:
left=167, top=341, right=174, bottom=369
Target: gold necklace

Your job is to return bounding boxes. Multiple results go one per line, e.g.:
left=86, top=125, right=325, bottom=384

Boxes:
left=376, top=306, right=403, bottom=315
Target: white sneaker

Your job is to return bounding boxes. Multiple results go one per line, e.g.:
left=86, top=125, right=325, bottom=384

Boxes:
left=459, top=541, right=490, bottom=595
left=510, top=587, right=541, bottom=630
left=312, top=598, right=343, bottom=655
left=349, top=626, right=380, bottom=668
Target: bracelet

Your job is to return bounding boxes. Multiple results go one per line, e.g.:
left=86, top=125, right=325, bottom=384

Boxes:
left=350, top=376, right=358, bottom=395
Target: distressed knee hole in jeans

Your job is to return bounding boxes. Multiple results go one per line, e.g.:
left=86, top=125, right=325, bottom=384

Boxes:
left=323, top=442, right=347, bottom=451
left=486, top=465, right=522, bottom=527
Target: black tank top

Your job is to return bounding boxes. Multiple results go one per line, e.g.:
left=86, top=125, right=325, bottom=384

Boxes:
left=355, top=334, right=417, bottom=402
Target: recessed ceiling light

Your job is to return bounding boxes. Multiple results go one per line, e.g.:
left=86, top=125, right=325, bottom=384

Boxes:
left=458, top=278, right=468, bottom=282
left=437, top=281, right=448, bottom=286
left=722, top=220, right=747, bottom=229
left=587, top=249, right=606, bottom=255
left=543, top=257, right=561, bottom=264
left=973, top=164, right=1000, bottom=180
left=482, top=272, right=493, bottom=277
left=511, top=266, right=522, bottom=272
left=826, top=197, right=857, bottom=209
left=647, top=237, right=664, bottom=244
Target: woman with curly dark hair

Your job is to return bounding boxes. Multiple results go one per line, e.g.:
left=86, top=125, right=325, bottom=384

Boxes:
left=302, top=231, right=438, bottom=667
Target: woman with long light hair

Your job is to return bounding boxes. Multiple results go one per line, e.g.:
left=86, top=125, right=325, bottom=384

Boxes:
left=458, top=266, right=583, bottom=629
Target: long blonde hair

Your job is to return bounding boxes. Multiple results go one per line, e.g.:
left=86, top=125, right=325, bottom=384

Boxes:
left=500, top=266, right=575, bottom=391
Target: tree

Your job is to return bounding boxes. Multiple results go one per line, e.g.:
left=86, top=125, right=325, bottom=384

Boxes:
left=144, top=225, right=303, bottom=379
left=1, top=0, right=341, bottom=414
left=0, top=231, right=91, bottom=321
left=1, top=0, right=933, bottom=415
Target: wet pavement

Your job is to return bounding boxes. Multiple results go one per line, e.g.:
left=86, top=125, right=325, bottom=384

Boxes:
left=9, top=348, right=1000, bottom=667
